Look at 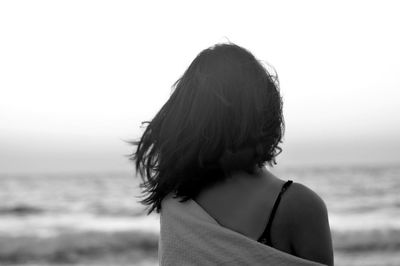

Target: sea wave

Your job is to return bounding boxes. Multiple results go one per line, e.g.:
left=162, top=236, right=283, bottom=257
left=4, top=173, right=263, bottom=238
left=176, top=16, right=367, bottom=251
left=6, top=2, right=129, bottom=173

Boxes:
left=0, top=230, right=158, bottom=264
left=0, top=203, right=146, bottom=218
left=333, top=229, right=400, bottom=252
left=89, top=204, right=146, bottom=217
left=0, top=205, right=45, bottom=216
left=1, top=227, right=399, bottom=264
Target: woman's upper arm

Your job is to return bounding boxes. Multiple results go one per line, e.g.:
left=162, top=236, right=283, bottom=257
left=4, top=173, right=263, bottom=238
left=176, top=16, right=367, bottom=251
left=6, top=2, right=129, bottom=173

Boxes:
left=287, top=183, right=334, bottom=266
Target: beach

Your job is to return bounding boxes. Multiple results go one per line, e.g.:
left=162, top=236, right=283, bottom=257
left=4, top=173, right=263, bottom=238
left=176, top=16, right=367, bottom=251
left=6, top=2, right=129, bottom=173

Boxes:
left=1, top=164, right=399, bottom=265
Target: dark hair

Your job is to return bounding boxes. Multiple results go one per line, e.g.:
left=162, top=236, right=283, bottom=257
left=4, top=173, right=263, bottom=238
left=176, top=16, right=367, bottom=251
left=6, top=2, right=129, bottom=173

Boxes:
left=131, top=42, right=284, bottom=214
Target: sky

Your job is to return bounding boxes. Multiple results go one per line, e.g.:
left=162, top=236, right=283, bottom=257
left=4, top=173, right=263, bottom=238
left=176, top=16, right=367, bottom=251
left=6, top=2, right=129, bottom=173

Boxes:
left=1, top=1, right=399, bottom=173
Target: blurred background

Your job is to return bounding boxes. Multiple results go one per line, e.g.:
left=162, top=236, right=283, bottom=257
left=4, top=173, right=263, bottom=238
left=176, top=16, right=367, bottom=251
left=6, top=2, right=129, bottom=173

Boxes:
left=1, top=1, right=399, bottom=265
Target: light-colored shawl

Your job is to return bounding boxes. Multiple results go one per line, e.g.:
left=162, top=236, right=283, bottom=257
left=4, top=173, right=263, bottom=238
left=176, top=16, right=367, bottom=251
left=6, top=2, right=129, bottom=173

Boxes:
left=158, top=193, right=325, bottom=266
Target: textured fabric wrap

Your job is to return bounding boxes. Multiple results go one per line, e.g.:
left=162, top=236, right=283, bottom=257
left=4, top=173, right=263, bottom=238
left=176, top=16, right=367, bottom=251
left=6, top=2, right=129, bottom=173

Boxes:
left=158, top=193, right=325, bottom=266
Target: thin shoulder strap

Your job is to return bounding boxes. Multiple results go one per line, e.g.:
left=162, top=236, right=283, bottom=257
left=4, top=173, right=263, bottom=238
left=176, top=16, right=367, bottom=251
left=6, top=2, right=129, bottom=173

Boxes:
left=258, top=180, right=293, bottom=245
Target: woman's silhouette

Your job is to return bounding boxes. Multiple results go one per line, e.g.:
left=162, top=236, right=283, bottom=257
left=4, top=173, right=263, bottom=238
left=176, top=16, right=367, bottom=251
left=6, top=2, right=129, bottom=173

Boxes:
left=132, top=42, right=333, bottom=265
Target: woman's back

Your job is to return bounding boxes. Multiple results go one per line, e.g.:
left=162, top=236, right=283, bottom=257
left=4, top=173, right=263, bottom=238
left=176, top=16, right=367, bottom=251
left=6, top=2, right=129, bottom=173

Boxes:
left=193, top=168, right=334, bottom=266
left=193, top=168, right=286, bottom=241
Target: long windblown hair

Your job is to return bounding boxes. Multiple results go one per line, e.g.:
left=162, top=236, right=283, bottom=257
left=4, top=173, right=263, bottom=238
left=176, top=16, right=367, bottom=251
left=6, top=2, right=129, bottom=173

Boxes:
left=131, top=42, right=284, bottom=214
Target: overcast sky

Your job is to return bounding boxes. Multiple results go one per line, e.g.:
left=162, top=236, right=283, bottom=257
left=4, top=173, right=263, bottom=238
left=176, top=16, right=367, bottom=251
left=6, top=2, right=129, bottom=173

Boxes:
left=1, top=1, right=399, bottom=173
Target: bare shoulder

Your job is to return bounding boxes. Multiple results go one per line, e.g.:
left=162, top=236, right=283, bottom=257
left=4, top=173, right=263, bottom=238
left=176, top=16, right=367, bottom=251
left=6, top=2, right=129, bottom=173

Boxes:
left=281, top=182, right=334, bottom=266
left=281, top=182, right=330, bottom=236
left=284, top=182, right=328, bottom=217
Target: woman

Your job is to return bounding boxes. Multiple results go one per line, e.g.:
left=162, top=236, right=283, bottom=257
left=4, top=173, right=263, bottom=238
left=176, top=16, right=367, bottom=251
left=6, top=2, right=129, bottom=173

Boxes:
left=132, top=42, right=334, bottom=265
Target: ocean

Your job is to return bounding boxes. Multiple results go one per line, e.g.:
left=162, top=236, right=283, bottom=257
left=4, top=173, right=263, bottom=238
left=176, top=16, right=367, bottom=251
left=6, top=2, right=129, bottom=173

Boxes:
left=0, top=164, right=399, bottom=266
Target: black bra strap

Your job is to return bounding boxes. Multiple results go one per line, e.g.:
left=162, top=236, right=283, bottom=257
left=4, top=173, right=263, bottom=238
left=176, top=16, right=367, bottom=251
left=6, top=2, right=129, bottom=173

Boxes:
left=258, top=180, right=293, bottom=245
